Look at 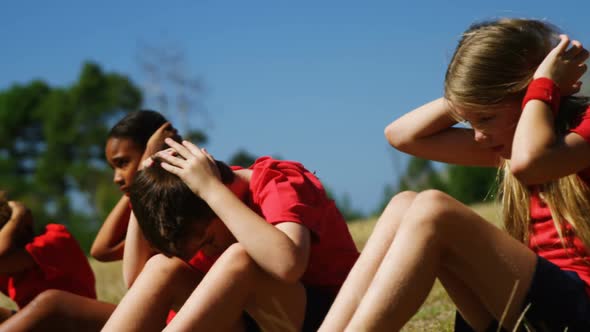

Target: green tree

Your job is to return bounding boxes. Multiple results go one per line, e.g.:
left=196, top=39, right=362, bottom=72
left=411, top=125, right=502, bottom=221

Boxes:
left=445, top=165, right=498, bottom=204
left=398, top=157, right=446, bottom=193
left=0, top=62, right=142, bottom=251
left=228, top=149, right=258, bottom=168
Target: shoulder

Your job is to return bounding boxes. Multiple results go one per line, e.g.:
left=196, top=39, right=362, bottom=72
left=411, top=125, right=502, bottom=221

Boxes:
left=31, top=224, right=72, bottom=243
left=249, top=157, right=322, bottom=192
left=26, top=224, right=77, bottom=254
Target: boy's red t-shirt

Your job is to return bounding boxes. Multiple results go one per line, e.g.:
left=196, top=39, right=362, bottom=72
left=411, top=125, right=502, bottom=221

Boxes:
left=188, top=157, right=360, bottom=294
left=0, top=224, right=96, bottom=308
left=528, top=105, right=590, bottom=296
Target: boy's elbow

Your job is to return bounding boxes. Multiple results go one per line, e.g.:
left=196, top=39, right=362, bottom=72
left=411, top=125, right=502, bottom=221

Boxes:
left=274, top=260, right=305, bottom=284
left=274, top=251, right=308, bottom=283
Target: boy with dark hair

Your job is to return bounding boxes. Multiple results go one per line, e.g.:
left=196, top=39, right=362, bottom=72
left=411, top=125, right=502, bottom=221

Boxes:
left=0, top=192, right=96, bottom=323
left=103, top=139, right=360, bottom=332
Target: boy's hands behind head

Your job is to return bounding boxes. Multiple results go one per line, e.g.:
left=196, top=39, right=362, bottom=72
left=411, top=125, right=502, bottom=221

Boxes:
left=534, top=34, right=589, bottom=95
left=155, top=138, right=222, bottom=198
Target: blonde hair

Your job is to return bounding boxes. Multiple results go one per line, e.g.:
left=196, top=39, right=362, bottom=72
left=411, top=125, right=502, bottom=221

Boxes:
left=445, top=18, right=590, bottom=252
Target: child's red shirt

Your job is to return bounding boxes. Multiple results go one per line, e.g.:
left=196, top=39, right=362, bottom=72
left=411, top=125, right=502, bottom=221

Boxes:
left=0, top=224, right=96, bottom=308
left=189, top=157, right=360, bottom=295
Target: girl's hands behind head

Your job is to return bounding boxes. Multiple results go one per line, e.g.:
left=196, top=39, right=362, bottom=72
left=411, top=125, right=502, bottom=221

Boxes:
left=534, top=34, right=589, bottom=95
left=142, top=122, right=181, bottom=163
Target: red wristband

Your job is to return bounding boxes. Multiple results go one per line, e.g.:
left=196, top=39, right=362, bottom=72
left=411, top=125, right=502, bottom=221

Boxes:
left=521, top=77, right=561, bottom=117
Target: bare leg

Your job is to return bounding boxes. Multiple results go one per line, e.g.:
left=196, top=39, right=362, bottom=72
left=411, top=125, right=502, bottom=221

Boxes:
left=438, top=267, right=495, bottom=331
left=0, top=290, right=116, bottom=332
left=102, top=255, right=202, bottom=332
left=345, top=190, right=536, bottom=331
left=319, top=191, right=417, bottom=332
left=165, top=243, right=306, bottom=332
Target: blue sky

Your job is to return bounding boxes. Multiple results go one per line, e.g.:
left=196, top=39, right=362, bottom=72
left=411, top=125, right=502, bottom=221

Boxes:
left=1, top=1, right=589, bottom=214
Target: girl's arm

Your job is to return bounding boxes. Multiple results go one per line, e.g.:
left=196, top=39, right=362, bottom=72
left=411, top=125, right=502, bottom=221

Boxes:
left=511, top=101, right=590, bottom=185
left=0, top=202, right=36, bottom=274
left=89, top=195, right=130, bottom=261
left=158, top=139, right=311, bottom=284
left=385, top=98, right=500, bottom=167
left=122, top=211, right=156, bottom=288
left=511, top=36, right=590, bottom=184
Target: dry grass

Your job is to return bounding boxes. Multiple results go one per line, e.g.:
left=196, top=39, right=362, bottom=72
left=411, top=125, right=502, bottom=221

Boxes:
left=0, top=202, right=502, bottom=331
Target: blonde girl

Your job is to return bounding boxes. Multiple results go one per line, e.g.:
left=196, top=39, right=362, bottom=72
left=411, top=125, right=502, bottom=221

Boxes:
left=319, top=18, right=590, bottom=331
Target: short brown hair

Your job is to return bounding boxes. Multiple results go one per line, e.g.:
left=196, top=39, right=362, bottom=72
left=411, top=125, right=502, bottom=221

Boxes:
left=0, top=192, right=11, bottom=226
left=129, top=160, right=235, bottom=257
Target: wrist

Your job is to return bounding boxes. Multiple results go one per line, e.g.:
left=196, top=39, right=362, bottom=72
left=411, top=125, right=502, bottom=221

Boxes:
left=522, top=77, right=561, bottom=117
left=199, top=180, right=228, bottom=204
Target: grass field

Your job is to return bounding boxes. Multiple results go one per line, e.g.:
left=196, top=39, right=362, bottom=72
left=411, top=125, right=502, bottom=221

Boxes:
left=0, top=202, right=502, bottom=330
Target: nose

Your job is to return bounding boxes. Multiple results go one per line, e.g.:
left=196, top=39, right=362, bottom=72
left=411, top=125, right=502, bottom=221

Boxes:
left=473, top=129, right=489, bottom=144
left=113, top=171, right=125, bottom=185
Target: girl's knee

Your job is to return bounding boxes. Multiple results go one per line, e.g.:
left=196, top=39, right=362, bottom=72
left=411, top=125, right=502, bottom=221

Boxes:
left=414, top=190, right=458, bottom=218
left=389, top=191, right=418, bottom=207
left=401, top=190, right=459, bottom=233
left=380, top=191, right=418, bottom=218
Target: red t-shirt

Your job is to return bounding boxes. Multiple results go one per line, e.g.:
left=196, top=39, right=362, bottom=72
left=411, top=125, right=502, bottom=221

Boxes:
left=188, top=157, right=360, bottom=294
left=528, top=105, right=590, bottom=296
left=0, top=224, right=96, bottom=308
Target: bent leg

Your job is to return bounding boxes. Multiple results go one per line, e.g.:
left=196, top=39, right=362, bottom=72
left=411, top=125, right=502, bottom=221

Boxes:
left=319, top=191, right=417, bottom=332
left=102, top=254, right=202, bottom=332
left=438, top=268, right=495, bottom=331
left=346, top=190, right=536, bottom=331
left=0, top=290, right=115, bottom=332
left=165, top=243, right=306, bottom=332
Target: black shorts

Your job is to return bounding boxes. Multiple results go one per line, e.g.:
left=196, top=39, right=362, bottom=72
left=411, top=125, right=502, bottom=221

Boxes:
left=455, top=256, right=590, bottom=332
left=244, top=286, right=335, bottom=332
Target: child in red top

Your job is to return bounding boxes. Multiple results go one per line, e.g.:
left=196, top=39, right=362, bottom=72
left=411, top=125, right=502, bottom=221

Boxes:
left=102, top=145, right=359, bottom=331
left=319, top=19, right=590, bottom=332
left=0, top=195, right=95, bottom=322
left=0, top=111, right=181, bottom=332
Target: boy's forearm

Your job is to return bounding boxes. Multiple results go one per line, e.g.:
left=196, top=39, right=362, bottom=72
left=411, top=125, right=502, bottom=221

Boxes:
left=202, top=183, right=308, bottom=282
